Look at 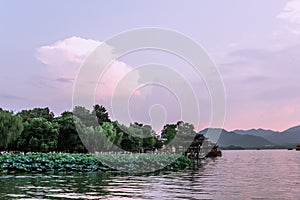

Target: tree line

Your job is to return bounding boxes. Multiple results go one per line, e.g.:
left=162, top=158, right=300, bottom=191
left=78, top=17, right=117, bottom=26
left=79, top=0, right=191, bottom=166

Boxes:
left=0, top=105, right=199, bottom=153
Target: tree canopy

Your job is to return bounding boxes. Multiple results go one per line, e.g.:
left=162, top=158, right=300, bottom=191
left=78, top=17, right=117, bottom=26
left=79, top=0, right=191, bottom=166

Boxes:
left=0, top=109, right=23, bottom=149
left=17, top=117, right=59, bottom=152
left=54, top=111, right=86, bottom=153
left=0, top=105, right=200, bottom=153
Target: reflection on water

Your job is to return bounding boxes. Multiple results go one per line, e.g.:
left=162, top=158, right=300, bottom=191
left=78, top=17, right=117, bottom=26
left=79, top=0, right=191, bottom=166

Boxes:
left=1, top=150, right=300, bottom=199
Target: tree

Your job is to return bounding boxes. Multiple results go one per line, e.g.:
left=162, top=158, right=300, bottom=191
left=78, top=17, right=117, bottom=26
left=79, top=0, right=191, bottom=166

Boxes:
left=120, top=133, right=143, bottom=152
left=54, top=111, right=86, bottom=153
left=93, top=104, right=111, bottom=125
left=73, top=106, right=98, bottom=127
left=96, top=122, right=118, bottom=151
left=117, top=123, right=158, bottom=152
left=161, top=124, right=177, bottom=145
left=80, top=122, right=119, bottom=153
left=154, top=138, right=164, bottom=149
left=73, top=115, right=125, bottom=153
left=117, top=123, right=143, bottom=152
left=17, top=107, right=54, bottom=122
left=111, top=121, right=124, bottom=150
left=161, top=122, right=197, bottom=152
left=176, top=121, right=197, bottom=152
left=17, top=117, right=59, bottom=152
left=141, top=125, right=156, bottom=150
left=0, top=109, right=23, bottom=149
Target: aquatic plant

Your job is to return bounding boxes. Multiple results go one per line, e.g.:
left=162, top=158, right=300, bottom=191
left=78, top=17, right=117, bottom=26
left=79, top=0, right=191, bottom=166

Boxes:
left=0, top=153, right=193, bottom=174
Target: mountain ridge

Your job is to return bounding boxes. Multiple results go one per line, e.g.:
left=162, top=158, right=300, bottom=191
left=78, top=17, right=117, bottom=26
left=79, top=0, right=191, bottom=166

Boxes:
left=199, top=124, right=300, bottom=149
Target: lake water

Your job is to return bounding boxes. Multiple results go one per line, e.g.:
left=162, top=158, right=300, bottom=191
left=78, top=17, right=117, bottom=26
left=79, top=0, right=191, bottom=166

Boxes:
left=0, top=150, right=299, bottom=200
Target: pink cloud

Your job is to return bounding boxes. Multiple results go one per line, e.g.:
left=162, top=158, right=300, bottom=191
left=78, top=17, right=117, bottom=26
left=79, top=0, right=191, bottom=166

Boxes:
left=95, top=61, right=140, bottom=100
left=36, top=36, right=100, bottom=79
left=36, top=36, right=139, bottom=100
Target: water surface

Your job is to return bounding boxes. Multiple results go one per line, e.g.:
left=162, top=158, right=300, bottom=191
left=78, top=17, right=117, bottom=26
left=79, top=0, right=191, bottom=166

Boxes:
left=1, top=150, right=299, bottom=199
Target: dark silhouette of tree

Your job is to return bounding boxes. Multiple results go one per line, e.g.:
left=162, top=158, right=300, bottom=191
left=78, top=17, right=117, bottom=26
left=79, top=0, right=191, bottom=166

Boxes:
left=93, top=104, right=111, bottom=125
left=54, top=111, right=86, bottom=153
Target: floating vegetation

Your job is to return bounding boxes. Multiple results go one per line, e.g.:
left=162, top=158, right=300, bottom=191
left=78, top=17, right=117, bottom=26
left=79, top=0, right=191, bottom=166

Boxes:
left=0, top=153, right=193, bottom=174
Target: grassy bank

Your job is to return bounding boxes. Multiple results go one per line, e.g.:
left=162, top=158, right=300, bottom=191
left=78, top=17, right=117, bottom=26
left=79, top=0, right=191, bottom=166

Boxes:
left=0, top=153, right=193, bottom=174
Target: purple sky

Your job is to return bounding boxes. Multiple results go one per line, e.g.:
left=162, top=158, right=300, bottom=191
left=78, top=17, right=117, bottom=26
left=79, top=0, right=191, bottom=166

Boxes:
left=1, top=0, right=300, bottom=131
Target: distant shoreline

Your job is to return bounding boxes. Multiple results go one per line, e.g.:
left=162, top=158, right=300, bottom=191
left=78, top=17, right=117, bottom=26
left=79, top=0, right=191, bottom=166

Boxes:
left=221, top=148, right=298, bottom=150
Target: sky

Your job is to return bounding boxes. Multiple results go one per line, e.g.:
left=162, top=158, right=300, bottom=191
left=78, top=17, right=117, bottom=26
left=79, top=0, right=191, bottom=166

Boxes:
left=1, top=0, right=300, bottom=132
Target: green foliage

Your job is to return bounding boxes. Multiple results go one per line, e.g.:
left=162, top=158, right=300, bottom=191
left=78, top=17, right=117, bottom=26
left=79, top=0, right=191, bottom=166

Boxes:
left=73, top=106, right=98, bottom=127
left=120, top=133, right=142, bottom=152
left=140, top=125, right=157, bottom=150
left=176, top=121, right=197, bottom=150
left=0, top=153, right=106, bottom=173
left=98, top=153, right=193, bottom=173
left=0, top=153, right=193, bottom=174
left=17, top=118, right=59, bottom=152
left=0, top=105, right=199, bottom=154
left=118, top=123, right=143, bottom=152
left=93, top=104, right=111, bottom=125
left=0, top=110, right=23, bottom=149
left=161, top=122, right=197, bottom=152
left=101, top=122, right=117, bottom=146
left=115, top=122, right=163, bottom=152
left=81, top=122, right=121, bottom=153
left=111, top=122, right=124, bottom=150
left=161, top=124, right=177, bottom=145
left=154, top=138, right=164, bottom=149
left=17, top=107, right=54, bottom=122
left=54, top=112, right=86, bottom=153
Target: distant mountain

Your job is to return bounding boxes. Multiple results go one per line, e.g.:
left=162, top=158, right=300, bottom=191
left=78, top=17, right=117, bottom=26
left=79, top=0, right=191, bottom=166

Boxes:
left=218, top=130, right=274, bottom=148
left=200, top=128, right=274, bottom=149
left=283, top=125, right=300, bottom=133
left=267, top=125, right=300, bottom=145
left=233, top=128, right=278, bottom=140
left=199, top=125, right=300, bottom=149
left=232, top=125, right=300, bottom=146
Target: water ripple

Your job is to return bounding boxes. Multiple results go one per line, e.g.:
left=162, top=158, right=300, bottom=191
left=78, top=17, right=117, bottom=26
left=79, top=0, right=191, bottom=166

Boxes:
left=0, top=150, right=299, bottom=199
